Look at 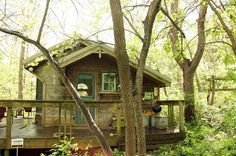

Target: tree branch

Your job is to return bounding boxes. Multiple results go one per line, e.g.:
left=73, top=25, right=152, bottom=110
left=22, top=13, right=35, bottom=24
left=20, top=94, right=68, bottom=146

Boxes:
left=160, top=7, right=186, bottom=38
left=189, top=0, right=208, bottom=72
left=209, top=0, right=236, bottom=56
left=0, top=27, right=37, bottom=45
left=123, top=14, right=144, bottom=41
left=206, top=40, right=232, bottom=47
left=37, top=0, right=50, bottom=42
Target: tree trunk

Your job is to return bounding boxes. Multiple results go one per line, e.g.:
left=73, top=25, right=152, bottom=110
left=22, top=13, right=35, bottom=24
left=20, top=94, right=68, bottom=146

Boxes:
left=183, top=69, right=195, bottom=122
left=169, top=0, right=208, bottom=123
left=18, top=40, right=25, bottom=100
left=134, top=1, right=162, bottom=155
left=109, top=1, right=136, bottom=155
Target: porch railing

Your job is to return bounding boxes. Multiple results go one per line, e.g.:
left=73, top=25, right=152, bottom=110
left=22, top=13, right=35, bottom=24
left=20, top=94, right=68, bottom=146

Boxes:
left=0, top=99, right=184, bottom=150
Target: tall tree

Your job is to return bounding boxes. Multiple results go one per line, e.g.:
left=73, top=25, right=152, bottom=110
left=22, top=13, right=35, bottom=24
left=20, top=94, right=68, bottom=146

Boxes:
left=109, top=1, right=136, bottom=155
left=110, top=0, right=162, bottom=155
left=169, top=0, right=208, bottom=122
left=0, top=0, right=112, bottom=155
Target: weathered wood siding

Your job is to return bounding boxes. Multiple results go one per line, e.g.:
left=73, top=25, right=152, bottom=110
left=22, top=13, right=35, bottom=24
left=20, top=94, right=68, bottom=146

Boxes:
left=34, top=63, right=70, bottom=127
left=66, top=53, right=118, bottom=101
left=33, top=53, right=163, bottom=128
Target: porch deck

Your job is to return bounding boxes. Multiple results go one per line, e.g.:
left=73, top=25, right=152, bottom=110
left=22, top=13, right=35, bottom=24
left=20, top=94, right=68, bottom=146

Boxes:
left=0, top=100, right=185, bottom=150
left=0, top=117, right=184, bottom=149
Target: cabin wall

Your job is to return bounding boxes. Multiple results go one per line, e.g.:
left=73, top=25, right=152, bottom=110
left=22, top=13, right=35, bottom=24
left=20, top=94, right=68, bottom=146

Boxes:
left=66, top=53, right=119, bottom=101
left=33, top=53, right=163, bottom=128
left=34, top=64, right=70, bottom=127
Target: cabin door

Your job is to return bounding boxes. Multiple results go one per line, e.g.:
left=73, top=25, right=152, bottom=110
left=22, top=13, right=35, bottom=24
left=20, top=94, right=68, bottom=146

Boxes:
left=76, top=73, right=95, bottom=125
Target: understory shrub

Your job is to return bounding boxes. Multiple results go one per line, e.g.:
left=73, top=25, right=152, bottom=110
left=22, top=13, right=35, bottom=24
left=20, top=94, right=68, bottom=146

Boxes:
left=152, top=102, right=236, bottom=156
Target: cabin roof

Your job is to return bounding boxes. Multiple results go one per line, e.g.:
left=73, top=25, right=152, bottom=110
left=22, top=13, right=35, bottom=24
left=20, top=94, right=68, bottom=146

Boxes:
left=24, top=39, right=171, bottom=86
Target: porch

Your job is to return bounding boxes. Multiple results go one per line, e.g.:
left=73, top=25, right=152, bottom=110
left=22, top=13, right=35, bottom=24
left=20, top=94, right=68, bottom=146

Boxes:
left=0, top=100, right=185, bottom=151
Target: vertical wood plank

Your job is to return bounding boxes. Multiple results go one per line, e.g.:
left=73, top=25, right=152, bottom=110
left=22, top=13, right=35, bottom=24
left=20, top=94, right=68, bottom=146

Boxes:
left=6, top=107, right=12, bottom=139
left=168, top=104, right=174, bottom=130
left=5, top=106, right=12, bottom=156
left=179, top=101, right=184, bottom=132
left=116, top=104, right=121, bottom=136
left=210, top=75, right=215, bottom=105
left=58, top=103, right=61, bottom=140
left=69, top=105, right=72, bottom=138
left=4, top=149, right=10, bottom=156
left=64, top=105, right=67, bottom=136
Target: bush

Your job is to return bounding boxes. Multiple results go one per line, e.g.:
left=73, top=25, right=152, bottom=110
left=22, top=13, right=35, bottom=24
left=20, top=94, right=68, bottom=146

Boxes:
left=152, top=102, right=236, bottom=156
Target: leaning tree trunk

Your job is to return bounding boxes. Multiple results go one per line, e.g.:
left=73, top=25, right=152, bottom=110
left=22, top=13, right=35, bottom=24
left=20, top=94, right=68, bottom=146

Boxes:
left=0, top=0, right=113, bottom=154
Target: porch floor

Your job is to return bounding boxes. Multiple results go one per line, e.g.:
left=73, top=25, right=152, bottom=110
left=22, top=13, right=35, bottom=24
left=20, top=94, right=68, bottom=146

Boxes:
left=0, top=116, right=185, bottom=149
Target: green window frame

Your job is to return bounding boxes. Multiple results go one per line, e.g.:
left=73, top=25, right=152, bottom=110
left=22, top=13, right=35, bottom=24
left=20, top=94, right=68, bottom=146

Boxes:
left=102, top=73, right=117, bottom=91
left=143, top=92, right=154, bottom=100
left=76, top=73, right=95, bottom=101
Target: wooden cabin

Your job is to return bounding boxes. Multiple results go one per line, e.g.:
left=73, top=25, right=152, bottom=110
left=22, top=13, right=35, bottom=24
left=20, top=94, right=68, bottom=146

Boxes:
left=0, top=39, right=185, bottom=155
left=23, top=39, right=171, bottom=128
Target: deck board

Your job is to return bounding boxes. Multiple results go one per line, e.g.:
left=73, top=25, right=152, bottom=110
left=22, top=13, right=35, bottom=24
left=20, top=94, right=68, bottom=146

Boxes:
left=0, top=117, right=185, bottom=149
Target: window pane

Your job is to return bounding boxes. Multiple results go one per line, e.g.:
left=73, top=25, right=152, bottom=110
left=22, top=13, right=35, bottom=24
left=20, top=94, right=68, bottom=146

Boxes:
left=104, top=83, right=108, bottom=90
left=102, top=73, right=116, bottom=91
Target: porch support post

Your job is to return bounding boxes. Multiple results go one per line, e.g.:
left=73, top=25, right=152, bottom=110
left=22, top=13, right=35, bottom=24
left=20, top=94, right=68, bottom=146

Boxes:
left=69, top=104, right=72, bottom=138
left=64, top=104, right=67, bottom=136
left=168, top=104, right=174, bottom=130
left=5, top=106, right=12, bottom=156
left=116, top=104, right=121, bottom=136
left=58, top=103, right=61, bottom=140
left=179, top=101, right=184, bottom=132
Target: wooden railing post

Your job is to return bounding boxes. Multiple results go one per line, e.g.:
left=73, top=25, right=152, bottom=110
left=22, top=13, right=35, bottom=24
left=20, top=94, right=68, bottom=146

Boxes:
left=64, top=103, right=67, bottom=136
left=179, top=101, right=184, bottom=132
left=69, top=104, right=72, bottom=138
left=116, top=104, right=121, bottom=136
left=58, top=103, right=61, bottom=140
left=168, top=104, right=174, bottom=130
left=5, top=106, right=12, bottom=156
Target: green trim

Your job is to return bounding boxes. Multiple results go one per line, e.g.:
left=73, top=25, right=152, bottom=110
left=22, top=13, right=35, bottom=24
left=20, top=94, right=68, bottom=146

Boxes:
left=76, top=73, right=95, bottom=124
left=102, top=72, right=117, bottom=92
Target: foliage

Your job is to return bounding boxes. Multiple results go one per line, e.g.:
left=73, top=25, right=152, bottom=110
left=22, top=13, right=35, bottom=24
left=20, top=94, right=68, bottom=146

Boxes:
left=112, top=148, right=124, bottom=156
left=41, top=137, right=126, bottom=156
left=152, top=101, right=236, bottom=156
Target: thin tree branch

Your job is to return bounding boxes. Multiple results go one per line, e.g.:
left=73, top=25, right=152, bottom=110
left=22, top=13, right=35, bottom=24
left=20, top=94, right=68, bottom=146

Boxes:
left=37, top=0, right=50, bottom=42
left=206, top=40, right=232, bottom=47
left=160, top=7, right=186, bottom=38
left=123, top=4, right=149, bottom=12
left=84, top=28, right=113, bottom=40
left=0, top=28, right=37, bottom=45
left=70, top=0, right=79, bottom=14
left=123, top=14, right=144, bottom=41
left=50, top=8, right=65, bottom=33
left=209, top=0, right=236, bottom=56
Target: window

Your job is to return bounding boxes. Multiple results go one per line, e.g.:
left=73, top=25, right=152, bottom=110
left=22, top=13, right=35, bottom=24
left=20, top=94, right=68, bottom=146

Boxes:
left=102, top=73, right=117, bottom=91
left=143, top=92, right=154, bottom=100
left=77, top=83, right=89, bottom=96
left=76, top=73, right=94, bottom=100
